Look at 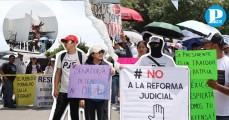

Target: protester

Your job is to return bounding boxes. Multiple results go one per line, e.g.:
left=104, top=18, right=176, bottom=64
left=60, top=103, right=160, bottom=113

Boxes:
left=207, top=80, right=229, bottom=96
left=52, top=34, right=87, bottom=120
left=203, top=33, right=229, bottom=120
left=135, top=36, right=176, bottom=67
left=84, top=44, right=115, bottom=120
left=163, top=41, right=171, bottom=56
left=223, top=44, right=229, bottom=57
left=14, top=53, right=26, bottom=74
left=44, top=58, right=55, bottom=74
left=25, top=57, right=42, bottom=74
left=114, top=31, right=133, bottom=58
left=170, top=42, right=183, bottom=61
left=191, top=42, right=201, bottom=50
left=106, top=56, right=120, bottom=110
left=135, top=41, right=148, bottom=58
left=125, top=36, right=138, bottom=57
left=142, top=32, right=152, bottom=43
left=0, top=55, right=16, bottom=108
left=40, top=40, right=46, bottom=53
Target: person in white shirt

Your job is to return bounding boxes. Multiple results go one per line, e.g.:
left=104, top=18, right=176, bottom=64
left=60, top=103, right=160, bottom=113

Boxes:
left=14, top=53, right=26, bottom=74
left=223, top=44, right=229, bottom=57
left=44, top=58, right=55, bottom=74
left=25, top=57, right=42, bottom=74
left=203, top=33, right=229, bottom=120
left=52, top=34, right=87, bottom=120
left=135, top=36, right=176, bottom=67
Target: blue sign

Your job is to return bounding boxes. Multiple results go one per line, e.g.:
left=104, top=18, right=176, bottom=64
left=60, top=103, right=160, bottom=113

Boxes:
left=205, top=5, right=227, bottom=27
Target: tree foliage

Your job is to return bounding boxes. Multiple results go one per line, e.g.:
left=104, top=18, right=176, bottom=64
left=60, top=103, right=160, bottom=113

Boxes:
left=44, top=42, right=89, bottom=60
left=121, top=0, right=229, bottom=34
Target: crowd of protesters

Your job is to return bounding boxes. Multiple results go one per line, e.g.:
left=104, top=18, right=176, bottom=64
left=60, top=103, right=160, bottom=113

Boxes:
left=0, top=31, right=229, bottom=120
left=7, top=40, right=53, bottom=53
left=49, top=31, right=228, bottom=120
left=0, top=53, right=56, bottom=109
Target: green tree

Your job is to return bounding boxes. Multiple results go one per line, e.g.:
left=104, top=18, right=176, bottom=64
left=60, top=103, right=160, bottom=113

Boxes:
left=45, top=42, right=89, bottom=60
left=121, top=0, right=229, bottom=34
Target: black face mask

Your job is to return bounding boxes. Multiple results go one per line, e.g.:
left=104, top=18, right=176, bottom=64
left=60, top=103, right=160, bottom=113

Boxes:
left=149, top=42, right=163, bottom=58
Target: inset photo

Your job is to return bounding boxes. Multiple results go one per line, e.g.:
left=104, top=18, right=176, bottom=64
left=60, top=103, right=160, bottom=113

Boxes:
left=3, top=1, right=58, bottom=54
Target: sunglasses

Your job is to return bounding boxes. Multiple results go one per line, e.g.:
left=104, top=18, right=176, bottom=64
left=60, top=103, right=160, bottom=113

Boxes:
left=95, top=50, right=105, bottom=54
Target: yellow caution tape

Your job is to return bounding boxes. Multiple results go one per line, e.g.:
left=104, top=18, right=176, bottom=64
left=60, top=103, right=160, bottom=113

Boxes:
left=0, top=74, right=53, bottom=76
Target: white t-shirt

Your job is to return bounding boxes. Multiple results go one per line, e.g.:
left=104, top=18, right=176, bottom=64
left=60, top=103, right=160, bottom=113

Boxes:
left=14, top=58, right=26, bottom=74
left=215, top=56, right=229, bottom=116
left=32, top=65, right=37, bottom=74
left=44, top=66, right=54, bottom=74
left=57, top=51, right=87, bottom=93
left=135, top=53, right=176, bottom=67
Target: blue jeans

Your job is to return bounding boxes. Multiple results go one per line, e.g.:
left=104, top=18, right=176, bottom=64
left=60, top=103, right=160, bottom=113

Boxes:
left=217, top=116, right=229, bottom=120
left=111, top=75, right=119, bottom=104
left=3, top=79, right=14, bottom=107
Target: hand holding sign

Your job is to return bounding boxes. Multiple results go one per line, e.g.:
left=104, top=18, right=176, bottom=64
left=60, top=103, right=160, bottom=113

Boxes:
left=72, top=63, right=80, bottom=68
left=110, top=68, right=115, bottom=75
left=148, top=104, right=164, bottom=120
left=207, top=79, right=218, bottom=89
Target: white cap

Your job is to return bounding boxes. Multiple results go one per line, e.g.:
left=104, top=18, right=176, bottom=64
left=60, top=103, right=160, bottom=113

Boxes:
left=87, top=45, right=105, bottom=55
left=201, top=32, right=215, bottom=42
left=51, top=58, right=55, bottom=61
left=148, top=36, right=163, bottom=43
left=201, top=33, right=224, bottom=46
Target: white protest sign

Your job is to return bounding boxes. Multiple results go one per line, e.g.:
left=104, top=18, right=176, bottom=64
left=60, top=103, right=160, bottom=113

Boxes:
left=120, top=66, right=190, bottom=120
left=34, top=76, right=53, bottom=108
left=92, top=3, right=122, bottom=37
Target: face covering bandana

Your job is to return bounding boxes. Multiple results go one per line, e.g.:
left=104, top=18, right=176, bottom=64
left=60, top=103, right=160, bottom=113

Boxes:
left=149, top=41, right=163, bottom=58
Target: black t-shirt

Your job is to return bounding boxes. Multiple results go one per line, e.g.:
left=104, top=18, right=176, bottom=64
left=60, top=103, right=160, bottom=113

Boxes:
left=2, top=62, right=16, bottom=81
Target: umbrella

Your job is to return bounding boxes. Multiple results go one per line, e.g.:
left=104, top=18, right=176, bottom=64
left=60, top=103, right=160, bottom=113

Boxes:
left=177, top=20, right=221, bottom=37
left=120, top=6, right=143, bottom=22
left=182, top=37, right=204, bottom=50
left=144, top=22, right=184, bottom=39
left=39, top=36, right=49, bottom=41
left=0, top=51, right=17, bottom=59
left=124, top=31, right=142, bottom=43
left=0, top=52, right=18, bottom=61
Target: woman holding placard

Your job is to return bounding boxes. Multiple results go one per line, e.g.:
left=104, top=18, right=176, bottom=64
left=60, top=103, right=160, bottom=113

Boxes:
left=84, top=44, right=115, bottom=120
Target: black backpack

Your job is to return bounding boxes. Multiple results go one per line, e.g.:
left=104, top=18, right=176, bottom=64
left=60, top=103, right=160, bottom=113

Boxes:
left=60, top=51, right=82, bottom=64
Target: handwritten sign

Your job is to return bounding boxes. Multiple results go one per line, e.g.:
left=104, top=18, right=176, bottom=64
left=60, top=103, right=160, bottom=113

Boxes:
left=117, top=58, right=139, bottom=64
left=34, top=76, right=53, bottom=108
left=92, top=3, right=122, bottom=37
left=13, top=75, right=35, bottom=106
left=68, top=65, right=111, bottom=100
left=176, top=50, right=217, bottom=80
left=176, top=50, right=217, bottom=120
left=120, top=66, right=190, bottom=120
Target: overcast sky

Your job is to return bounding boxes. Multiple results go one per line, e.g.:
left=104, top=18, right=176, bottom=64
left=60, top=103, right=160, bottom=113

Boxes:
left=5, top=1, right=55, bottom=20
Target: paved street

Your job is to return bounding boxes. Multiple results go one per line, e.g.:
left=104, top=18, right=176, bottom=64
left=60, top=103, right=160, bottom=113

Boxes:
left=0, top=97, right=120, bottom=120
